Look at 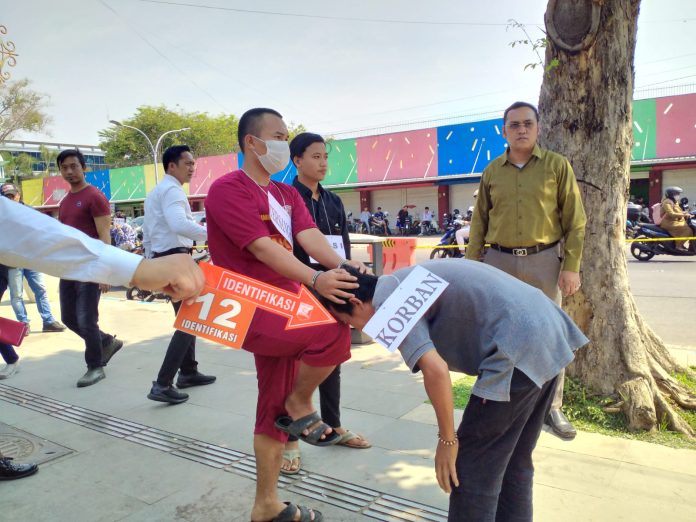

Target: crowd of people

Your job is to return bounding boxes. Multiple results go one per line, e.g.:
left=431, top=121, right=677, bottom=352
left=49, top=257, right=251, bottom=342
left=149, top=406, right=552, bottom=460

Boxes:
left=0, top=102, right=592, bottom=522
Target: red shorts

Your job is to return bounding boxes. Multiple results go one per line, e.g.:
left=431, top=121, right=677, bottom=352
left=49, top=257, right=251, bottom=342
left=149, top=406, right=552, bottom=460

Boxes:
left=242, top=309, right=351, bottom=442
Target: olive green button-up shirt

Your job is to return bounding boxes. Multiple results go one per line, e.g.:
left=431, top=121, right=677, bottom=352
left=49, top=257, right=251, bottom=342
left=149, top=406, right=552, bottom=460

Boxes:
left=465, top=145, right=586, bottom=272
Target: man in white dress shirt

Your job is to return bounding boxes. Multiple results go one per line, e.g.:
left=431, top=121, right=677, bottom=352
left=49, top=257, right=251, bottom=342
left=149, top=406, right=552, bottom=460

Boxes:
left=143, top=145, right=216, bottom=404
left=0, top=197, right=204, bottom=303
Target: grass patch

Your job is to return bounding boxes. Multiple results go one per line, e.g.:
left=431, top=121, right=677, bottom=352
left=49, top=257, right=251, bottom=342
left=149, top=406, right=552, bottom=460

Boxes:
left=451, top=375, right=477, bottom=409
left=443, top=374, right=696, bottom=450
left=562, top=376, right=696, bottom=450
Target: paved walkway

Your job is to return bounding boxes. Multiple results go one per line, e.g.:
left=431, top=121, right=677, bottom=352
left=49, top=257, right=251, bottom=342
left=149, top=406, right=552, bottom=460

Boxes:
left=2, top=283, right=696, bottom=521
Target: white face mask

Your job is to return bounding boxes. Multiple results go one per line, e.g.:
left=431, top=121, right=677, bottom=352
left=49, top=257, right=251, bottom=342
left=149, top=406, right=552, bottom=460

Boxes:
left=251, top=136, right=290, bottom=174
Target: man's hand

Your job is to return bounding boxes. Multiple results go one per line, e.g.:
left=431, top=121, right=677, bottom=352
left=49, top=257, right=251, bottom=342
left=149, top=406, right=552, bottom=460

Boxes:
left=435, top=442, right=460, bottom=494
left=559, top=270, right=581, bottom=297
left=99, top=284, right=111, bottom=293
left=344, top=259, right=372, bottom=275
left=131, top=254, right=205, bottom=304
left=313, top=269, right=359, bottom=304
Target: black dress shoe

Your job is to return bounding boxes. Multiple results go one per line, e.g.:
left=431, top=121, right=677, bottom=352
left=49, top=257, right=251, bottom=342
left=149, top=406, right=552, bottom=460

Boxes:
left=102, top=337, right=124, bottom=366
left=0, top=457, right=39, bottom=480
left=176, top=371, right=216, bottom=389
left=148, top=382, right=189, bottom=404
left=545, top=409, right=577, bottom=440
left=42, top=321, right=66, bottom=332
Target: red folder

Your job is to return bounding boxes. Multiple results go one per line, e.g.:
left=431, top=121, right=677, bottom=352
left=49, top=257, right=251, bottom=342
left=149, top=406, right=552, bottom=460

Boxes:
left=0, top=317, right=28, bottom=347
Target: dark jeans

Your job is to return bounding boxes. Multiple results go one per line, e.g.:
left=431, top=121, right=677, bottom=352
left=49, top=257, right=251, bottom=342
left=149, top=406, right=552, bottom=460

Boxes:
left=287, top=365, right=342, bottom=442
left=156, top=300, right=198, bottom=386
left=448, top=369, right=558, bottom=522
left=0, top=343, right=19, bottom=364
left=59, top=280, right=113, bottom=370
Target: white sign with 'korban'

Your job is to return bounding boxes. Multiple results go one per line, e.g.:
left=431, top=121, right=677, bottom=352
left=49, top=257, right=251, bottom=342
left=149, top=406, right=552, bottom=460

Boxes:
left=363, top=266, right=449, bottom=352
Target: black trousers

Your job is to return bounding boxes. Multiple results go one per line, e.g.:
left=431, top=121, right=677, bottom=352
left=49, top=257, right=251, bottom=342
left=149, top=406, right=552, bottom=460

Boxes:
left=448, top=369, right=558, bottom=522
left=287, top=364, right=342, bottom=442
left=156, top=300, right=198, bottom=385
left=59, top=280, right=113, bottom=370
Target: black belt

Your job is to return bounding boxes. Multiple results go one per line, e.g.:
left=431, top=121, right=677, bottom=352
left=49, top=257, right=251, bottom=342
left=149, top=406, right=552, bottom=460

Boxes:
left=489, top=241, right=559, bottom=257
left=152, top=247, right=193, bottom=258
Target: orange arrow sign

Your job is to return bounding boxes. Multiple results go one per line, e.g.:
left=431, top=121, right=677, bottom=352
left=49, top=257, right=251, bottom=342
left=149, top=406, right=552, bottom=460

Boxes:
left=201, top=262, right=335, bottom=330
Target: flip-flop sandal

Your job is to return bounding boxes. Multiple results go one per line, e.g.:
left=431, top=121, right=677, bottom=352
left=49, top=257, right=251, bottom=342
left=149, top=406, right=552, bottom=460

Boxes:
left=280, top=448, right=302, bottom=475
left=275, top=412, right=341, bottom=447
left=336, top=430, right=372, bottom=449
left=251, top=502, right=323, bottom=522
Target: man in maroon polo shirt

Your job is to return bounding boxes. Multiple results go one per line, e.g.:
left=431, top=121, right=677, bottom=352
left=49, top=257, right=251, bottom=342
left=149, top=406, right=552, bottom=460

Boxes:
left=58, top=149, right=123, bottom=388
left=206, top=108, right=368, bottom=522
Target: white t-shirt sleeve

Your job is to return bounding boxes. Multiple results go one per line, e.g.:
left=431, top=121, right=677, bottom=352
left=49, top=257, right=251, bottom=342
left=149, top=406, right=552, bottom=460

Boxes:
left=0, top=197, right=142, bottom=286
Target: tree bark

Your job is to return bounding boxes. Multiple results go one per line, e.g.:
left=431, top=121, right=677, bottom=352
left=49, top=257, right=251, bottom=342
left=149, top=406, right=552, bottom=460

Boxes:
left=538, top=0, right=696, bottom=434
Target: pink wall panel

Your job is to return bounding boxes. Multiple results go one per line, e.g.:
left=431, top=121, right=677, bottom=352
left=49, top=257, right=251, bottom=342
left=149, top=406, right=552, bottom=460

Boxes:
left=190, top=154, right=238, bottom=195
left=655, top=94, right=696, bottom=159
left=357, top=129, right=438, bottom=183
left=43, top=176, right=71, bottom=206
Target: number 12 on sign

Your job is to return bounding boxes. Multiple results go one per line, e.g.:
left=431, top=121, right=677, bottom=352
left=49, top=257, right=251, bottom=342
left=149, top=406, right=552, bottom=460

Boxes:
left=174, top=289, right=256, bottom=349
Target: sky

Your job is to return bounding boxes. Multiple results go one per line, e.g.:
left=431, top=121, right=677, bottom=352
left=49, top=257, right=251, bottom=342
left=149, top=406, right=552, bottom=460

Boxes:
left=2, top=0, right=695, bottom=145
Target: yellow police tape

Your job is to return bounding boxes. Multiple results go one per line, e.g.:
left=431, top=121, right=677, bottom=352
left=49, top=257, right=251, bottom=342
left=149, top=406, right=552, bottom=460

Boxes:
left=408, top=236, right=696, bottom=248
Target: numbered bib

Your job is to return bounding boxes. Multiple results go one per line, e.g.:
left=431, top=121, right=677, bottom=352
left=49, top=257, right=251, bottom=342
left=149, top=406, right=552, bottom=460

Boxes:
left=268, top=192, right=293, bottom=247
left=309, top=234, right=346, bottom=264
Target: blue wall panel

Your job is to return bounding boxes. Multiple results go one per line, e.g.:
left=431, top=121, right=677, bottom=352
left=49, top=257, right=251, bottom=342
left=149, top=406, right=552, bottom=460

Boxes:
left=437, top=118, right=507, bottom=176
left=86, top=169, right=111, bottom=200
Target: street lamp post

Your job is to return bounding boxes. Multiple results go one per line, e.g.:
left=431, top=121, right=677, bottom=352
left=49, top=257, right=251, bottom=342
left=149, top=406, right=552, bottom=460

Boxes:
left=109, top=120, right=191, bottom=183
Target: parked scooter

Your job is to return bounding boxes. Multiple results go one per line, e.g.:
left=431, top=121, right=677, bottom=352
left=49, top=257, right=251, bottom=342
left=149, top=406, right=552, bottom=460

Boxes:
left=430, top=218, right=466, bottom=259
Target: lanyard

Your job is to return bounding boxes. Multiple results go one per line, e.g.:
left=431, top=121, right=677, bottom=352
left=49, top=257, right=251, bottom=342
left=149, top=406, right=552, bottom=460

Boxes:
left=242, top=169, right=288, bottom=208
left=310, top=193, right=333, bottom=236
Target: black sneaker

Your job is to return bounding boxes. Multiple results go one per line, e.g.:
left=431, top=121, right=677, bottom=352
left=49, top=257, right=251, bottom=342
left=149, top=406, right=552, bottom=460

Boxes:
left=0, top=457, right=39, bottom=480
left=147, top=382, right=189, bottom=404
left=176, top=371, right=217, bottom=388
left=43, top=321, right=66, bottom=332
left=102, top=337, right=124, bottom=366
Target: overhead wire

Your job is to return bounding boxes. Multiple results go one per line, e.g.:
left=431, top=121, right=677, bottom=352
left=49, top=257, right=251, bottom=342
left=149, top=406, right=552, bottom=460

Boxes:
left=139, top=0, right=536, bottom=26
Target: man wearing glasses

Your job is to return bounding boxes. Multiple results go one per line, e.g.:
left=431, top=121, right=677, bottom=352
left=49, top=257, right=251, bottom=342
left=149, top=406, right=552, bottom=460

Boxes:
left=466, top=101, right=586, bottom=440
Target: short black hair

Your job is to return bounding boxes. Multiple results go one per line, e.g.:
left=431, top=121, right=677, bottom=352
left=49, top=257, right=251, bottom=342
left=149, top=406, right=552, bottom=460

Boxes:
left=57, top=148, right=86, bottom=169
left=315, top=266, right=379, bottom=315
left=238, top=108, right=283, bottom=153
left=290, top=132, right=325, bottom=165
left=162, top=145, right=192, bottom=172
left=503, top=101, right=539, bottom=123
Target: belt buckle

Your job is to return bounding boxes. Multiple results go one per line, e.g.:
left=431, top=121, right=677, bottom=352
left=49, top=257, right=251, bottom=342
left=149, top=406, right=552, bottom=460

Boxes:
left=512, top=248, right=528, bottom=257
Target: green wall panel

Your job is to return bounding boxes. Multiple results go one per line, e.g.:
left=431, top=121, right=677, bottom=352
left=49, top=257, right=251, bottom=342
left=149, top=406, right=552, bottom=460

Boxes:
left=109, top=165, right=146, bottom=201
left=632, top=99, right=656, bottom=161
left=326, top=138, right=358, bottom=185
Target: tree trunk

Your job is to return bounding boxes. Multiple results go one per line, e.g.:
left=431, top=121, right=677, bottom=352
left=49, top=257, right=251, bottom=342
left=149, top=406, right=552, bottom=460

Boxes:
left=538, top=0, right=696, bottom=434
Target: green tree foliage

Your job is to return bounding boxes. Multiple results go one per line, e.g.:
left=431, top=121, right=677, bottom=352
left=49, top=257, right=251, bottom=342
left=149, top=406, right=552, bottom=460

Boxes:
left=0, top=78, right=51, bottom=142
left=98, top=105, right=240, bottom=168
left=1, top=152, right=36, bottom=183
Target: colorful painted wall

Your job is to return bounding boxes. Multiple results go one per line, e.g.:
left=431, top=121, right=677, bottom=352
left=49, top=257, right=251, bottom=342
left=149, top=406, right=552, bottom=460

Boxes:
left=22, top=92, right=696, bottom=206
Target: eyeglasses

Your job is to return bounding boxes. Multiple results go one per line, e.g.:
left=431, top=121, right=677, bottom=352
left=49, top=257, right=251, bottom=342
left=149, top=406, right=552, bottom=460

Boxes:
left=506, top=121, right=536, bottom=131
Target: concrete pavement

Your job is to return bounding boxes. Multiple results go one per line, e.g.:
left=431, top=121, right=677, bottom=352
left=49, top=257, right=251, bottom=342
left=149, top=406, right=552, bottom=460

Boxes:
left=1, top=248, right=696, bottom=521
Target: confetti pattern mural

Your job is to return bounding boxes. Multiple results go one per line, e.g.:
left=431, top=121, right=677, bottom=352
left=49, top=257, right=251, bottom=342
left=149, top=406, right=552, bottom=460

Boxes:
left=109, top=166, right=146, bottom=201
left=43, top=176, right=71, bottom=206
left=326, top=138, right=358, bottom=185
left=437, top=119, right=507, bottom=176
left=632, top=99, right=657, bottom=161
left=24, top=93, right=696, bottom=207
left=655, top=93, right=696, bottom=159
left=85, top=169, right=111, bottom=201
left=357, top=129, right=438, bottom=183
left=190, top=154, right=238, bottom=195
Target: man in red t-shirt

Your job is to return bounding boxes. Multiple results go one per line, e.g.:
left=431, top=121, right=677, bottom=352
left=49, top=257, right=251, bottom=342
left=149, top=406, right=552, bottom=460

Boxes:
left=58, top=149, right=123, bottom=388
left=206, top=108, right=368, bottom=522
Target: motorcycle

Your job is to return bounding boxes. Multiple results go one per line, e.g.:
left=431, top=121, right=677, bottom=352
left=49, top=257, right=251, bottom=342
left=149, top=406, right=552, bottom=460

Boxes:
left=630, top=211, right=696, bottom=261
left=126, top=250, right=210, bottom=301
left=126, top=286, right=171, bottom=303
left=430, top=219, right=466, bottom=259
left=626, top=202, right=651, bottom=239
